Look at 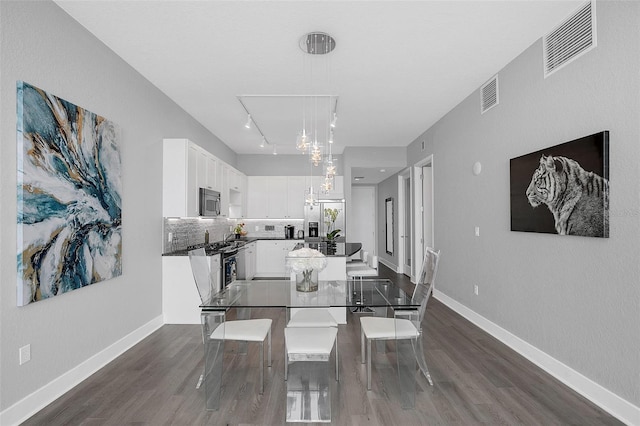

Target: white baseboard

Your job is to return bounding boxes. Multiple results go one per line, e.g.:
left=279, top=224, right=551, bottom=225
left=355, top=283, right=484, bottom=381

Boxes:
left=378, top=257, right=401, bottom=273
left=0, top=315, right=164, bottom=426
left=433, top=290, right=640, bottom=426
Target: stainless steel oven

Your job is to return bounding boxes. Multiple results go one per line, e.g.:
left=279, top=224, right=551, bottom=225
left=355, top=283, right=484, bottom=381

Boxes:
left=222, top=251, right=237, bottom=288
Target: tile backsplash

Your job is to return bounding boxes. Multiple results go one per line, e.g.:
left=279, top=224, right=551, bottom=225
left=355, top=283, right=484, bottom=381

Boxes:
left=163, top=217, right=305, bottom=253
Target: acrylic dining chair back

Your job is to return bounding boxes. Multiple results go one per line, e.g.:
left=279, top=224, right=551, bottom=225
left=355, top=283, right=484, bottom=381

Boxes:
left=411, top=247, right=440, bottom=327
left=188, top=247, right=214, bottom=304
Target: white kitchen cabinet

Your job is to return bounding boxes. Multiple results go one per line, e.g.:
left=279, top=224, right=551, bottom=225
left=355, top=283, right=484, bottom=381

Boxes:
left=246, top=176, right=317, bottom=219
left=162, top=254, right=221, bottom=324
left=247, top=177, right=269, bottom=218
left=163, top=138, right=246, bottom=218
left=228, top=168, right=243, bottom=192
left=268, top=177, right=288, bottom=218
left=228, top=168, right=246, bottom=218
left=163, top=138, right=199, bottom=217
left=255, top=240, right=298, bottom=277
left=237, top=242, right=257, bottom=280
left=286, top=176, right=307, bottom=218
left=196, top=148, right=217, bottom=191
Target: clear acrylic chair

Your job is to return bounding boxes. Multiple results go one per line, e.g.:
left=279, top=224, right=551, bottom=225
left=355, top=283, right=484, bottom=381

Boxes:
left=188, top=248, right=272, bottom=397
left=284, top=326, right=339, bottom=422
left=359, top=247, right=440, bottom=390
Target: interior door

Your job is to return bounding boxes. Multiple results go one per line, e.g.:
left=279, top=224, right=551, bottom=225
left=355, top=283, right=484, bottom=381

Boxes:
left=403, top=176, right=412, bottom=275
left=351, top=186, right=376, bottom=260
left=422, top=165, right=433, bottom=253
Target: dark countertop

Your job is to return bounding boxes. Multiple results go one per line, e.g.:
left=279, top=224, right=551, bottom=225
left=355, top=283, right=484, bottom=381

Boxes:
left=163, top=236, right=304, bottom=257
left=290, top=242, right=362, bottom=257
left=163, top=238, right=360, bottom=258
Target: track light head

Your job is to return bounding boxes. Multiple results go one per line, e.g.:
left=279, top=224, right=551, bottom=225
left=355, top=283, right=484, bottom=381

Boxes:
left=244, top=114, right=252, bottom=129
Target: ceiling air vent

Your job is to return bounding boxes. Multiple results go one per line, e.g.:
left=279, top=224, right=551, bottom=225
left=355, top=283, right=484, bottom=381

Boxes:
left=544, top=1, right=596, bottom=78
left=480, top=75, right=499, bottom=114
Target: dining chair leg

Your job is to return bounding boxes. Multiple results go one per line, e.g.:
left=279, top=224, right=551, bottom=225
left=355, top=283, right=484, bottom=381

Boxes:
left=284, top=354, right=288, bottom=381
left=366, top=338, right=372, bottom=390
left=412, top=334, right=433, bottom=386
left=267, top=327, right=272, bottom=367
left=360, top=327, right=365, bottom=364
left=335, top=334, right=339, bottom=381
left=260, top=342, right=264, bottom=394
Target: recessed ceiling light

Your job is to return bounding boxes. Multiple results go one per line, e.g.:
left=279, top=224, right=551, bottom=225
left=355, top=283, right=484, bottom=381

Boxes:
left=380, top=169, right=386, bottom=173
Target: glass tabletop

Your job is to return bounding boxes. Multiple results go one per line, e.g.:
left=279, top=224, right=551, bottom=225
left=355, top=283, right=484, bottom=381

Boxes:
left=201, top=279, right=416, bottom=310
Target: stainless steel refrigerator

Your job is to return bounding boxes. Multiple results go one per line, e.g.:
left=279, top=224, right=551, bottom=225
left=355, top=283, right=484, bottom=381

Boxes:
left=304, top=199, right=346, bottom=241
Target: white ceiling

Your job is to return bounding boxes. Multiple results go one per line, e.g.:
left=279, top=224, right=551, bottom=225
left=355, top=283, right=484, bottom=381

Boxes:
left=54, top=0, right=582, bottom=158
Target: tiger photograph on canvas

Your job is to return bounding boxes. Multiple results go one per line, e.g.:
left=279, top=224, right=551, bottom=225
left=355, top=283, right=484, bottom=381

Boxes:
left=510, top=131, right=609, bottom=238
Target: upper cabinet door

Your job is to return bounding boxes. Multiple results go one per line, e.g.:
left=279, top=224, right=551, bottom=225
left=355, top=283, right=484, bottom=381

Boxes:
left=267, top=176, right=288, bottom=218
left=287, top=176, right=306, bottom=218
left=186, top=145, right=199, bottom=216
left=206, top=155, right=217, bottom=191
left=196, top=149, right=208, bottom=190
left=247, top=176, right=269, bottom=218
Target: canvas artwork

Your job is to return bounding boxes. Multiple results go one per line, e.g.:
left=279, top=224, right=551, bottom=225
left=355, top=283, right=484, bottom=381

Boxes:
left=510, top=131, right=609, bottom=238
left=17, top=81, right=122, bottom=306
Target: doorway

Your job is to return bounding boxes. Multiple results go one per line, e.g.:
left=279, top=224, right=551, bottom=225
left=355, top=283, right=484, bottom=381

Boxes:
left=351, top=186, right=376, bottom=259
left=413, top=156, right=433, bottom=282
left=397, top=156, right=433, bottom=282
left=398, top=170, right=412, bottom=276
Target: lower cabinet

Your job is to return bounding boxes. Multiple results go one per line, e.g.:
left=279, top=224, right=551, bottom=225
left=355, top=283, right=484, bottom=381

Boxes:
left=237, top=242, right=257, bottom=280
left=162, top=255, right=221, bottom=324
left=255, top=240, right=299, bottom=277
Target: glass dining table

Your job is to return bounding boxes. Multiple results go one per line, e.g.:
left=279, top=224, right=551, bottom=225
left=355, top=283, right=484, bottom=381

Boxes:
left=199, top=278, right=421, bottom=419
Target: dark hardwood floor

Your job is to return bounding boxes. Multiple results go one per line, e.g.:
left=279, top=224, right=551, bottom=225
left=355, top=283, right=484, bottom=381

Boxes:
left=23, top=265, right=621, bottom=425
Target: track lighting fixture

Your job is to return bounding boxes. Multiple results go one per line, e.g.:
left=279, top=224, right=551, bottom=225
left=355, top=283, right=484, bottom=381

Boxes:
left=272, top=144, right=277, bottom=155
left=259, top=137, right=266, bottom=148
left=244, top=114, right=252, bottom=129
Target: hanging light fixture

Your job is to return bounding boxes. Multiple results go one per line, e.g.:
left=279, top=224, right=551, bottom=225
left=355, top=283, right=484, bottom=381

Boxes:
left=299, top=32, right=338, bottom=202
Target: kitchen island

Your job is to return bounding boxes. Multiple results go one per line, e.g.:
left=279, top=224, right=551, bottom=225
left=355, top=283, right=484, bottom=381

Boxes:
left=162, top=237, right=361, bottom=324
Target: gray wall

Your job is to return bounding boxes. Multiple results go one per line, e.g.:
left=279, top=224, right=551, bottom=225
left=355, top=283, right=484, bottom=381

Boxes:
left=0, top=0, right=234, bottom=410
left=405, top=1, right=639, bottom=408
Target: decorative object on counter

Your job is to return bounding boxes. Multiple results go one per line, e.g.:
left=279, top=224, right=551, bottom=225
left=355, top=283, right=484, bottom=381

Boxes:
left=204, top=229, right=209, bottom=244
left=324, top=207, right=340, bottom=233
left=233, top=222, right=247, bottom=239
left=324, top=207, right=341, bottom=254
left=16, top=81, right=122, bottom=306
left=286, top=248, right=327, bottom=292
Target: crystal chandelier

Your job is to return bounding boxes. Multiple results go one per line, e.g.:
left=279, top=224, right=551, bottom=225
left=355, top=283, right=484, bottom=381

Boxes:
left=298, top=32, right=338, bottom=204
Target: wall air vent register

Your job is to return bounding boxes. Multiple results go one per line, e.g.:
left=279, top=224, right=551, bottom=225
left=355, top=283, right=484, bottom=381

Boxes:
left=544, top=1, right=596, bottom=77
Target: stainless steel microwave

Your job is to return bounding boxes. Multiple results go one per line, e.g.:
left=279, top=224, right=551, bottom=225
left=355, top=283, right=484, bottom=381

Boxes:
left=199, top=188, right=221, bottom=217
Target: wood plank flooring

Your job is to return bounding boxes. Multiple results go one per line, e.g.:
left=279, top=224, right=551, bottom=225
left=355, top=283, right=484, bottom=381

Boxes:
left=23, top=266, right=621, bottom=425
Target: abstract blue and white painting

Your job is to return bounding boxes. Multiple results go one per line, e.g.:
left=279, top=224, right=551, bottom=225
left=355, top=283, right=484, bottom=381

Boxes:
left=17, top=81, right=122, bottom=306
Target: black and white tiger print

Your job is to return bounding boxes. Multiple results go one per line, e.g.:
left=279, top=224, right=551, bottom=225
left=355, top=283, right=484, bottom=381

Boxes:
left=526, top=155, right=609, bottom=237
